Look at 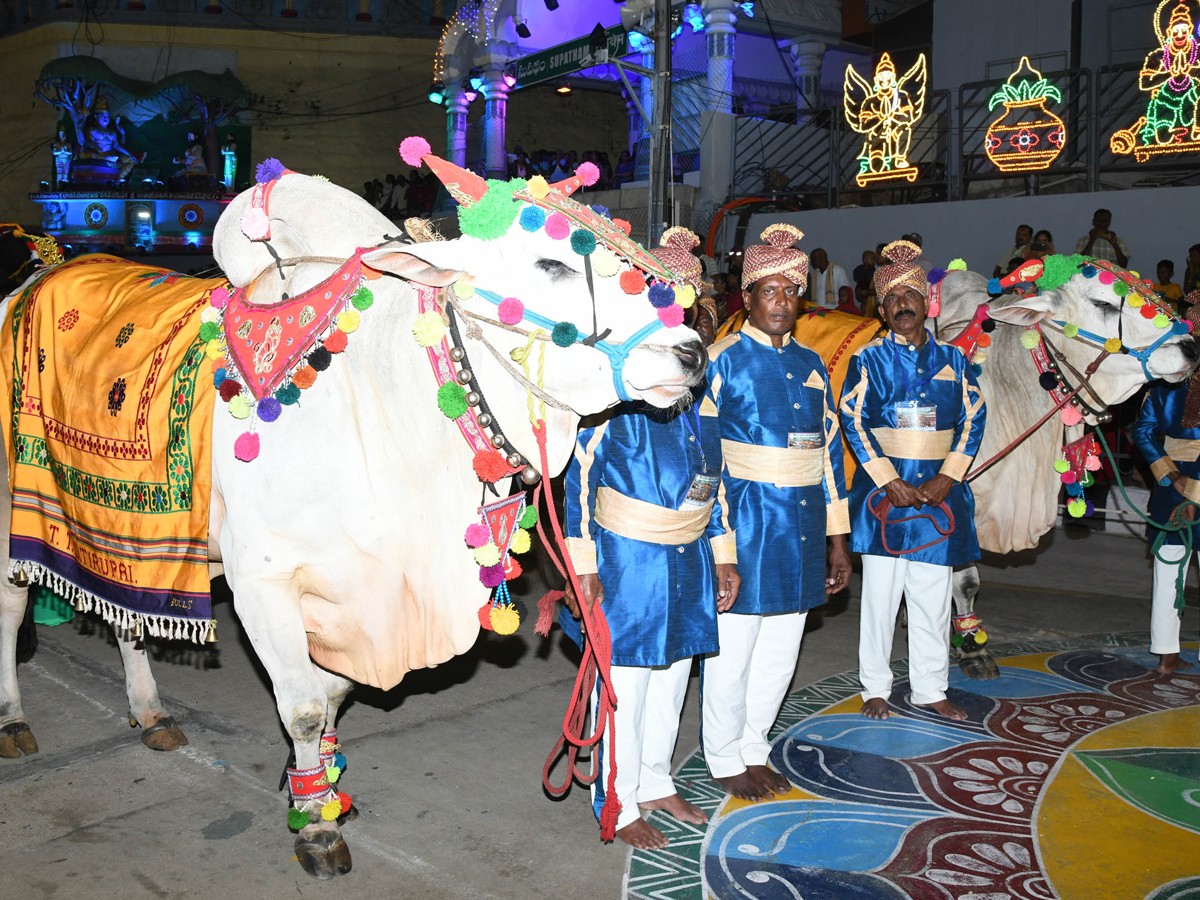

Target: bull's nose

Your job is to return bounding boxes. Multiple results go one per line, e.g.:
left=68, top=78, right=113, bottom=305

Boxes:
left=675, top=339, right=706, bottom=374
left=1182, top=339, right=1199, bottom=362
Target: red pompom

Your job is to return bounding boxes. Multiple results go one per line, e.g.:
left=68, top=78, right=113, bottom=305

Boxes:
left=619, top=268, right=645, bottom=295
left=612, top=218, right=632, bottom=237
left=473, top=449, right=510, bottom=483
left=504, top=556, right=523, bottom=581
left=1140, top=304, right=1157, bottom=319
left=337, top=792, right=352, bottom=814
left=219, top=379, right=242, bottom=402
left=478, top=602, right=495, bottom=630
left=324, top=329, right=348, bottom=353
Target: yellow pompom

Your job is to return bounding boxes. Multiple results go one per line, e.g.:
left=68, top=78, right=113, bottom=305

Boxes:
left=474, top=542, right=501, bottom=566
left=453, top=280, right=475, bottom=299
left=412, top=311, right=447, bottom=347
left=490, top=603, right=520, bottom=635
left=1127, top=294, right=1144, bottom=308
left=974, top=628, right=988, bottom=644
left=1103, top=337, right=1122, bottom=353
left=1129, top=270, right=1139, bottom=279
left=527, top=175, right=550, bottom=199
left=510, top=528, right=532, bottom=555
left=1053, top=458, right=1070, bottom=473
left=336, top=309, right=361, bottom=333
left=1067, top=497, right=1087, bottom=518
left=1019, top=330, right=1040, bottom=349
left=320, top=798, right=342, bottom=821
left=591, top=246, right=621, bottom=278
left=200, top=306, right=220, bottom=324
left=205, top=339, right=224, bottom=360
left=676, top=284, right=696, bottom=309
left=228, top=394, right=253, bottom=419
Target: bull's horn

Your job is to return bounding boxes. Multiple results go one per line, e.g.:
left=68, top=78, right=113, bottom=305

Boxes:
left=399, top=135, right=487, bottom=206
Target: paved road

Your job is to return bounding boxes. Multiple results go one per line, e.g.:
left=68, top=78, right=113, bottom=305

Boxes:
left=1, top=525, right=1193, bottom=899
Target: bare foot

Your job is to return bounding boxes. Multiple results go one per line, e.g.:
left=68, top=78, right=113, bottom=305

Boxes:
left=917, top=698, right=968, bottom=721
left=746, top=764, right=791, bottom=796
left=861, top=697, right=890, bottom=720
left=639, top=793, right=708, bottom=825
left=715, top=770, right=772, bottom=802
left=1156, top=653, right=1194, bottom=676
left=615, top=818, right=668, bottom=850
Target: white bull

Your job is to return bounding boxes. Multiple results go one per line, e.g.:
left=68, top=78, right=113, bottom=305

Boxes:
left=933, top=261, right=1198, bottom=675
left=0, top=162, right=706, bottom=876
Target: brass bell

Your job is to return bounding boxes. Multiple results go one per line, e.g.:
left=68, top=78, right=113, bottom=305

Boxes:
left=11, top=566, right=29, bottom=587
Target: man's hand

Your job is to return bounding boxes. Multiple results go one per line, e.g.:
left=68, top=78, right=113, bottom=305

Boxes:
left=917, top=473, right=957, bottom=507
left=826, top=535, right=851, bottom=594
left=715, top=563, right=741, bottom=613
left=883, top=477, right=922, bottom=509
left=1169, top=470, right=1189, bottom=495
left=563, top=573, right=604, bottom=620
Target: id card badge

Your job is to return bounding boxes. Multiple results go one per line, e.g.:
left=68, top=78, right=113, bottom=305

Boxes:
left=681, top=472, right=720, bottom=509
left=894, top=400, right=936, bottom=431
left=788, top=432, right=822, bottom=450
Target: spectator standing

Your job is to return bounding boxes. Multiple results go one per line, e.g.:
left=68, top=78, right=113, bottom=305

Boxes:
left=1074, top=208, right=1130, bottom=267
left=853, top=249, right=877, bottom=292
left=1154, top=259, right=1184, bottom=313
left=1184, top=244, right=1200, bottom=294
left=993, top=224, right=1033, bottom=278
left=807, top=248, right=852, bottom=309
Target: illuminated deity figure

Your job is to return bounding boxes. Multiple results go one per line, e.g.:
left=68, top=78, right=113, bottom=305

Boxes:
left=221, top=135, right=237, bottom=191
left=844, top=52, right=926, bottom=186
left=1111, top=0, right=1200, bottom=159
left=50, top=129, right=73, bottom=188
left=174, top=131, right=208, bottom=176
left=80, top=98, right=139, bottom=182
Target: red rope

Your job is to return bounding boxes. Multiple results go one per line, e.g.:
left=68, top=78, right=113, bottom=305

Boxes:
left=867, top=488, right=956, bottom=555
left=531, top=421, right=622, bottom=841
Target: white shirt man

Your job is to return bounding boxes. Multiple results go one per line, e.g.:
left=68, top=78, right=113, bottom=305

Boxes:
left=807, top=248, right=852, bottom=308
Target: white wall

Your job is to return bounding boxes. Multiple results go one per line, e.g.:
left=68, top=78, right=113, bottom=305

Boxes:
left=740, top=184, right=1199, bottom=278
left=932, top=0, right=1073, bottom=90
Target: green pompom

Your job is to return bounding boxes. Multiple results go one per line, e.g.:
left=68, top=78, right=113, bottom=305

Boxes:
left=518, top=506, right=538, bottom=529
left=326, top=765, right=342, bottom=784
left=947, top=258, right=968, bottom=272
left=1019, top=330, right=1040, bottom=349
left=275, top=382, right=301, bottom=406
left=458, top=179, right=523, bottom=241
left=1035, top=254, right=1088, bottom=292
left=437, top=382, right=468, bottom=419
left=287, top=808, right=310, bottom=831
left=1063, top=323, right=1079, bottom=338
left=1053, top=458, right=1070, bottom=474
left=198, top=321, right=220, bottom=342
left=351, top=286, right=374, bottom=311
left=552, top=321, right=580, bottom=347
left=1112, top=280, right=1129, bottom=297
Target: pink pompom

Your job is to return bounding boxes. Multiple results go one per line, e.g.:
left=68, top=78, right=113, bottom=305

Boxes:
left=464, top=523, right=491, bottom=548
left=1084, top=455, right=1102, bottom=471
left=234, top=431, right=260, bottom=462
left=210, top=286, right=229, bottom=308
left=657, top=304, right=685, bottom=328
left=576, top=161, right=600, bottom=186
left=544, top=213, right=570, bottom=240
left=241, top=207, right=269, bottom=241
left=498, top=297, right=524, bottom=325
left=1059, top=405, right=1083, bottom=426
left=1186, top=320, right=1195, bottom=333
left=399, top=136, right=431, bottom=168
left=1060, top=471, right=1077, bottom=484
left=1098, top=270, right=1115, bottom=285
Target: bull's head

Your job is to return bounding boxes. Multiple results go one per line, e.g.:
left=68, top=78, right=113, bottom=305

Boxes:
left=987, top=257, right=1199, bottom=416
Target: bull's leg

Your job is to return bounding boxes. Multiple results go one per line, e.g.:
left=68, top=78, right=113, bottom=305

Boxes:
left=951, top=566, right=999, bottom=680
left=0, top=577, right=38, bottom=758
left=233, top=586, right=352, bottom=880
left=317, top=670, right=356, bottom=821
left=114, top=630, right=188, bottom=750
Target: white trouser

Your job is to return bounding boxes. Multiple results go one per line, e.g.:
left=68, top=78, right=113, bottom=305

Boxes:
left=1151, top=544, right=1189, bottom=655
left=859, top=554, right=953, bottom=706
left=592, top=657, right=691, bottom=831
left=701, top=610, right=808, bottom=778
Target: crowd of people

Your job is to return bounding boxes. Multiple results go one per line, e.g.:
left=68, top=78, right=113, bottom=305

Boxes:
left=507, top=146, right=636, bottom=190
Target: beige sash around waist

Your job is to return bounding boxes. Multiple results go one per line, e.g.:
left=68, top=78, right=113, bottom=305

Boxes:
left=1165, top=436, right=1200, bottom=463
left=872, top=427, right=954, bottom=460
left=721, top=439, right=824, bottom=487
left=593, top=486, right=712, bottom=545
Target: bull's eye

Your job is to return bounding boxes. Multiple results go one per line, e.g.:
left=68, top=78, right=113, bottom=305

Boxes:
left=535, top=259, right=580, bottom=280
left=1090, top=299, right=1115, bottom=313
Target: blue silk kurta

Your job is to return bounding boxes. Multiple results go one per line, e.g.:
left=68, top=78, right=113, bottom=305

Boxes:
left=561, top=406, right=724, bottom=667
left=1132, top=382, right=1200, bottom=545
left=839, top=330, right=986, bottom=566
left=700, top=324, right=850, bottom=615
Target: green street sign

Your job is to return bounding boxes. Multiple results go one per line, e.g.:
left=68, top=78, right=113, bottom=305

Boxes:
left=513, top=25, right=629, bottom=89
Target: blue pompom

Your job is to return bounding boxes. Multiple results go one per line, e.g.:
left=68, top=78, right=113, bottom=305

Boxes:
left=592, top=205, right=611, bottom=219
left=927, top=267, right=947, bottom=285
left=648, top=282, right=676, bottom=308
left=519, top=206, right=545, bottom=232
left=569, top=229, right=597, bottom=256
left=1173, top=320, right=1190, bottom=335
left=1065, top=482, right=1084, bottom=498
left=213, top=367, right=227, bottom=387
left=257, top=397, right=282, bottom=423
left=1081, top=264, right=1097, bottom=278
left=970, top=363, right=983, bottom=377
left=1084, top=500, right=1095, bottom=516
left=987, top=277, right=1002, bottom=295
left=551, top=321, right=580, bottom=347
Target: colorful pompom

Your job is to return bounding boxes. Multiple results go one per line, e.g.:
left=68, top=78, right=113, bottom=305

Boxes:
left=320, top=798, right=342, bottom=822
left=510, top=528, right=532, bottom=555
left=498, top=297, right=524, bottom=325
left=1063, top=323, right=1079, bottom=338
left=210, top=286, right=230, bottom=308
left=478, top=602, right=495, bottom=630
left=1127, top=294, right=1145, bottom=308
left=399, top=135, right=431, bottom=167
left=552, top=321, right=580, bottom=347
left=204, top=340, right=224, bottom=360
left=472, top=449, right=510, bottom=483
left=676, top=284, right=696, bottom=309
left=518, top=506, right=538, bottom=529
left=474, top=542, right=501, bottom=566
left=977, top=334, right=992, bottom=348
left=458, top=179, right=522, bottom=241
left=452, top=280, right=475, bottom=298
left=1067, top=497, right=1087, bottom=518
left=970, top=363, right=983, bottom=377
left=519, top=206, right=546, bottom=232
left=1081, top=470, right=1095, bottom=487
left=1153, top=313, right=1170, bottom=329
left=293, top=366, right=317, bottom=389
left=276, top=382, right=301, bottom=405
left=336, top=309, right=361, bottom=333
left=308, top=347, right=332, bottom=372
left=257, top=397, right=282, bottom=423
left=504, top=557, right=523, bottom=581
left=200, top=305, right=220, bottom=325
left=479, top=563, right=505, bottom=588
left=1061, top=471, right=1077, bottom=484
left=591, top=247, right=620, bottom=277
left=576, top=161, right=600, bottom=186
left=1053, top=458, right=1070, bottom=474
left=324, top=329, right=348, bottom=354
left=612, top=218, right=632, bottom=237
left=338, top=792, right=352, bottom=814
left=1104, top=337, right=1123, bottom=353
left=1039, top=372, right=1059, bottom=391
left=1020, top=330, right=1040, bottom=349
left=980, top=317, right=996, bottom=333
left=233, top=431, right=260, bottom=461
left=927, top=267, right=947, bottom=285
left=648, top=282, right=675, bottom=308
left=987, top=278, right=1002, bottom=295
left=490, top=604, right=520, bottom=634
left=413, top=311, right=447, bottom=347
left=947, top=258, right=967, bottom=271
left=213, top=367, right=227, bottom=387
left=351, top=285, right=374, bottom=311
left=437, top=382, right=468, bottom=419
left=1112, top=280, right=1129, bottom=297
left=1084, top=454, right=1101, bottom=471
left=527, top=175, right=550, bottom=199
left=544, top=213, right=571, bottom=240
left=326, top=765, right=342, bottom=784
left=1174, top=320, right=1192, bottom=335
left=287, top=808, right=310, bottom=831
left=658, top=304, right=685, bottom=328
left=198, top=321, right=220, bottom=342
left=619, top=268, right=645, bottom=295
left=1098, top=270, right=1115, bottom=285
left=1081, top=264, right=1097, bottom=278
left=256, top=158, right=286, bottom=183
left=570, top=229, right=597, bottom=256
left=219, top=379, right=242, bottom=402
left=1059, top=405, right=1083, bottom=426
left=464, top=522, right=491, bottom=548
left=228, top=394, right=254, bottom=419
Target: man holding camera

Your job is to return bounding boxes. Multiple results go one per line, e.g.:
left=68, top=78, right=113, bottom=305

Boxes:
left=1074, top=208, right=1129, bottom=268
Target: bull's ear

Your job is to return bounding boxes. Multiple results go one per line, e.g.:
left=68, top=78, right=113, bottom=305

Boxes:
left=986, top=291, right=1059, bottom=327
left=360, top=244, right=464, bottom=287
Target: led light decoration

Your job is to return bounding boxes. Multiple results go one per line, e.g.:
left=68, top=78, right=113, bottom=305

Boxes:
left=1110, top=0, right=1200, bottom=161
left=985, top=57, right=1066, bottom=172
left=843, top=52, right=927, bottom=187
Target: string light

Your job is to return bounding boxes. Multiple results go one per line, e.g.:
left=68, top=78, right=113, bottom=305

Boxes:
left=844, top=52, right=927, bottom=187
left=985, top=56, right=1066, bottom=173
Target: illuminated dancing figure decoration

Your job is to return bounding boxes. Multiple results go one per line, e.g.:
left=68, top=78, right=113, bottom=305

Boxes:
left=1111, top=0, right=1200, bottom=161
left=844, top=52, right=927, bottom=187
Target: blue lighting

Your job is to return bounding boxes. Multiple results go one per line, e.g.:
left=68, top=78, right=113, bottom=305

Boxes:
left=671, top=23, right=682, bottom=39
left=428, top=82, right=445, bottom=104
left=627, top=31, right=652, bottom=53
left=738, top=1, right=754, bottom=17
left=469, top=74, right=484, bottom=91
left=683, top=4, right=705, bottom=32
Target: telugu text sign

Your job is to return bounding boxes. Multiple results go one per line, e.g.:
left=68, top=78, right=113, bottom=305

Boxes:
left=513, top=25, right=629, bottom=89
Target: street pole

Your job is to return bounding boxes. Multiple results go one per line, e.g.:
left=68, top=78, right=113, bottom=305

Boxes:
left=647, top=0, right=672, bottom=245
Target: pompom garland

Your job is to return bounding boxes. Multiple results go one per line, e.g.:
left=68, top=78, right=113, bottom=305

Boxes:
left=658, top=304, right=686, bottom=328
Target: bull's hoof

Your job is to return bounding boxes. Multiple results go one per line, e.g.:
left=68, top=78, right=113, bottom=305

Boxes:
left=0, top=722, right=39, bottom=758
left=958, top=650, right=1000, bottom=680
left=139, top=716, right=189, bottom=751
left=294, top=829, right=352, bottom=879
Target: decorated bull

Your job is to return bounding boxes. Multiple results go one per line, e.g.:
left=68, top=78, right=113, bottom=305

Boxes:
left=0, top=141, right=708, bottom=877
left=720, top=250, right=1197, bottom=676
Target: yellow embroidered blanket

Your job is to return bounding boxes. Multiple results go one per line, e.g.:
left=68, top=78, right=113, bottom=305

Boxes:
left=2, top=255, right=220, bottom=642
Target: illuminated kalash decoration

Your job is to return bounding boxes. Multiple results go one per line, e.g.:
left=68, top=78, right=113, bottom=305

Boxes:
left=984, top=57, right=1066, bottom=172
left=1111, top=0, right=1200, bottom=161
left=843, top=51, right=927, bottom=187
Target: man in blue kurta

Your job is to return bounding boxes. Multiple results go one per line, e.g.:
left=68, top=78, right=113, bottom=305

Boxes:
left=699, top=224, right=852, bottom=802
left=1132, top=343, right=1200, bottom=675
left=840, top=239, right=986, bottom=721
